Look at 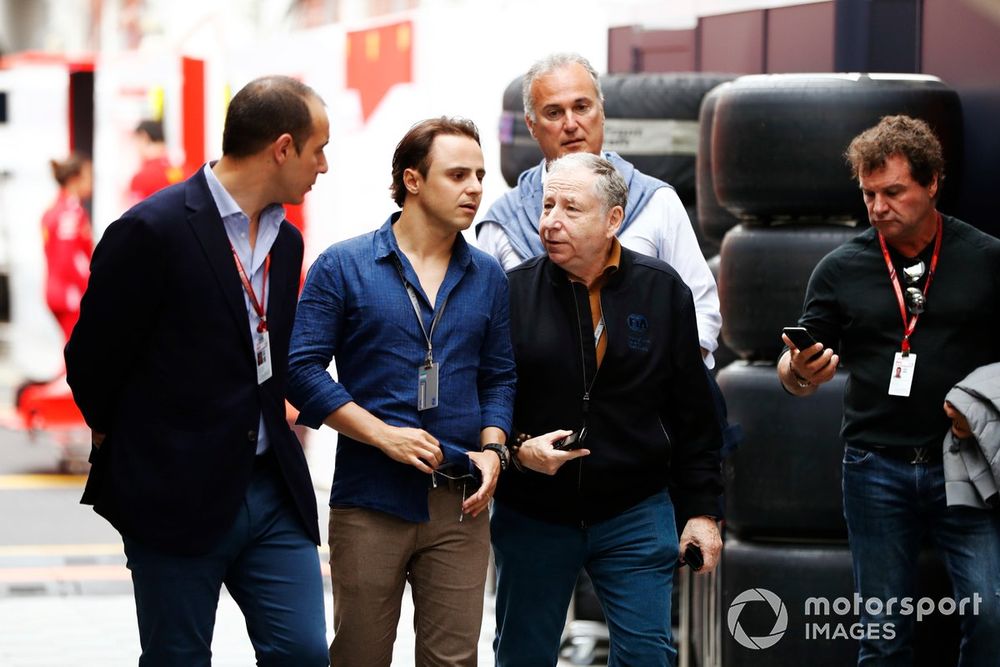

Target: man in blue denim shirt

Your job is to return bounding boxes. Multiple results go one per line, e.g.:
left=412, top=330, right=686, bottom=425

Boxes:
left=288, top=117, right=516, bottom=667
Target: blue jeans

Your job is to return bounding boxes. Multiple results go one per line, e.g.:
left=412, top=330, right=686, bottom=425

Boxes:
left=842, top=445, right=1000, bottom=667
left=492, top=490, right=679, bottom=667
left=123, top=458, right=328, bottom=667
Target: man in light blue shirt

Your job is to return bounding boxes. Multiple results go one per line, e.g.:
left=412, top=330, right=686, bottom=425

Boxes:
left=67, top=76, right=330, bottom=666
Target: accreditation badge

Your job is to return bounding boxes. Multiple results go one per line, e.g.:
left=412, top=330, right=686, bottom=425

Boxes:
left=417, top=362, right=440, bottom=411
left=255, top=331, right=273, bottom=385
left=887, top=352, right=916, bottom=397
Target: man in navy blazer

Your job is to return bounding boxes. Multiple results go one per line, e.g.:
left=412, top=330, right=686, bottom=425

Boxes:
left=65, top=76, right=330, bottom=666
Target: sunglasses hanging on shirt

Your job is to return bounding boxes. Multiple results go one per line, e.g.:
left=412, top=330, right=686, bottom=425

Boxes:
left=905, top=287, right=926, bottom=315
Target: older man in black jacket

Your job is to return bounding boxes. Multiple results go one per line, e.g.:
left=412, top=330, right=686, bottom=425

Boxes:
left=492, top=152, right=723, bottom=667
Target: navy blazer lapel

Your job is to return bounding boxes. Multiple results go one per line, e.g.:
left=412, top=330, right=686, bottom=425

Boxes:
left=184, top=170, right=255, bottom=355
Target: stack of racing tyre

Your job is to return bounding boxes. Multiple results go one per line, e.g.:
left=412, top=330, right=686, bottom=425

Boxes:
left=698, top=73, right=965, bottom=667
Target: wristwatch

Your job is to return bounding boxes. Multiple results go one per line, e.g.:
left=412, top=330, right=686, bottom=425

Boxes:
left=483, top=443, right=510, bottom=472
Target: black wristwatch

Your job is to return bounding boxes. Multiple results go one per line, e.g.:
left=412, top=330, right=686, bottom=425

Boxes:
left=482, top=443, right=510, bottom=472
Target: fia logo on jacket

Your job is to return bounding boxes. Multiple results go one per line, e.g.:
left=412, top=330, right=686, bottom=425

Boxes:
left=627, top=313, right=650, bottom=352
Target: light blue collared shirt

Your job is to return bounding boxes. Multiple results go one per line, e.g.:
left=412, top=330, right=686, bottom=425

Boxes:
left=203, top=163, right=285, bottom=455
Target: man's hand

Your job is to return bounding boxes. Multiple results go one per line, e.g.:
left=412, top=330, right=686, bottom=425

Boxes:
left=463, top=450, right=500, bottom=518
left=516, top=430, right=590, bottom=475
left=779, top=335, right=840, bottom=395
left=943, top=401, right=973, bottom=440
left=679, top=516, right=722, bottom=574
left=375, top=426, right=442, bottom=474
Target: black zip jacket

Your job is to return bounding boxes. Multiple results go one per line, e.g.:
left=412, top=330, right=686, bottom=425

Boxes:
left=496, top=247, right=723, bottom=527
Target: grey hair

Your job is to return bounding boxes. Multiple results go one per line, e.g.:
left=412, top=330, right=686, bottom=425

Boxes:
left=548, top=153, right=627, bottom=214
left=522, top=53, right=604, bottom=122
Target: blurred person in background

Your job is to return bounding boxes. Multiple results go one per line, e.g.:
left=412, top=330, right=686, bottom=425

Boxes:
left=41, top=153, right=93, bottom=342
left=127, top=119, right=182, bottom=205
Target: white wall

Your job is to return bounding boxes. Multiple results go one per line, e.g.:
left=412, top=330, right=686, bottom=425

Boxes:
left=0, top=65, right=72, bottom=379
left=215, top=2, right=610, bottom=262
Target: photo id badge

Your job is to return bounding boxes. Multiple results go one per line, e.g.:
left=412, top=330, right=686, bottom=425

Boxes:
left=255, top=331, right=273, bottom=385
left=887, top=352, right=916, bottom=397
left=417, top=362, right=439, bottom=411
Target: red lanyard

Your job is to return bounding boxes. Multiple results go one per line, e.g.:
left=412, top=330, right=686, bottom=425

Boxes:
left=877, top=213, right=942, bottom=355
left=231, top=246, right=270, bottom=333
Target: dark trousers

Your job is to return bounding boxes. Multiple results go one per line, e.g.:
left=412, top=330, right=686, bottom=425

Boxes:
left=492, top=491, right=679, bottom=667
left=843, top=446, right=1000, bottom=666
left=123, top=457, right=328, bottom=667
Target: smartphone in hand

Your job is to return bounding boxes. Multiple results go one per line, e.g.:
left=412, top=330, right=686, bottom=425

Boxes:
left=553, top=428, right=586, bottom=451
left=783, top=326, right=825, bottom=361
left=682, top=544, right=704, bottom=571
left=783, top=326, right=818, bottom=350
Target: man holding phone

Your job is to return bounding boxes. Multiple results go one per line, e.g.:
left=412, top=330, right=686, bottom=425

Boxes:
left=782, top=326, right=817, bottom=354
left=492, top=153, right=722, bottom=666
left=778, top=116, right=1000, bottom=664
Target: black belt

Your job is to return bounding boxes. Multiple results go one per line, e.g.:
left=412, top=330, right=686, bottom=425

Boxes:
left=859, top=444, right=943, bottom=465
left=430, top=467, right=481, bottom=494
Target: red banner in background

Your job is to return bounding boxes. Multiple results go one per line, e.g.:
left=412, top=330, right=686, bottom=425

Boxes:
left=346, top=21, right=413, bottom=123
left=182, top=56, right=205, bottom=178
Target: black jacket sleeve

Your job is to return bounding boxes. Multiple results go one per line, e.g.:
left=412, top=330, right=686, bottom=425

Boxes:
left=65, top=215, right=165, bottom=434
left=664, top=280, right=724, bottom=524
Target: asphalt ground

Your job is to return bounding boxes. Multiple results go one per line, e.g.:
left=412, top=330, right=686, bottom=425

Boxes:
left=0, top=416, right=509, bottom=666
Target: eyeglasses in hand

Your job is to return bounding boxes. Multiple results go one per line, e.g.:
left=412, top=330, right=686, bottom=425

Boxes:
left=431, top=463, right=482, bottom=522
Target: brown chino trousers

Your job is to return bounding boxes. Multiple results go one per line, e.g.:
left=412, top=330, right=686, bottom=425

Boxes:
left=327, top=485, right=491, bottom=666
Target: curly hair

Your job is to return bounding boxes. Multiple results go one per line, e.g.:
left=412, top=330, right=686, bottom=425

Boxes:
left=845, top=115, right=945, bottom=188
